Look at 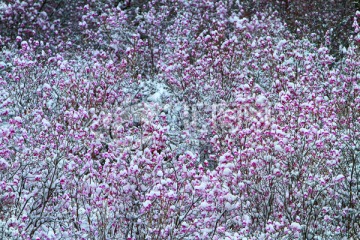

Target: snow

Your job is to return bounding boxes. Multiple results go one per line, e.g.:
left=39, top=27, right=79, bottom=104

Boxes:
left=0, top=61, right=6, bottom=69
left=13, top=116, right=22, bottom=122
left=273, top=168, right=281, bottom=176
left=223, top=167, right=232, bottom=176
left=242, top=215, right=251, bottom=225
left=156, top=170, right=163, bottom=177
left=43, top=83, right=51, bottom=90
left=274, top=144, right=283, bottom=152
left=199, top=202, right=211, bottom=210
left=225, top=202, right=234, bottom=210
left=195, top=182, right=207, bottom=190
left=46, top=99, right=55, bottom=110
left=42, top=119, right=51, bottom=128
left=287, top=82, right=295, bottom=89
left=317, top=47, right=328, bottom=54
left=276, top=40, right=287, bottom=50
left=256, top=95, right=268, bottom=106
left=0, top=158, right=9, bottom=170
left=333, top=174, right=345, bottom=182
left=290, top=222, right=302, bottom=231
left=147, top=82, right=168, bottom=102
left=266, top=223, right=275, bottom=233
left=78, top=207, right=86, bottom=215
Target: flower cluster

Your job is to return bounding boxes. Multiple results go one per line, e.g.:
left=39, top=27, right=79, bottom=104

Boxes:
left=0, top=0, right=359, bottom=239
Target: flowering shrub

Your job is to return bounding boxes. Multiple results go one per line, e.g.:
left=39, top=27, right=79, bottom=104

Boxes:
left=0, top=0, right=359, bottom=239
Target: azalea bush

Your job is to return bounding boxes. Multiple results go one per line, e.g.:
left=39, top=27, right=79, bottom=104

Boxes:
left=0, top=0, right=359, bottom=239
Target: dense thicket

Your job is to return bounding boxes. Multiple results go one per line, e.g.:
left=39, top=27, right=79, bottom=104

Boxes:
left=0, top=0, right=359, bottom=239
